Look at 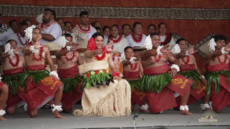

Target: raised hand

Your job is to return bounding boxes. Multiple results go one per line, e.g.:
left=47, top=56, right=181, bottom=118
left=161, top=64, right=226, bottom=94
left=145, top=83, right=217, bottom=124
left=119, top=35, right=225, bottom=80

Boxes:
left=72, top=43, right=80, bottom=46
left=168, top=68, right=177, bottom=76
left=13, top=47, right=22, bottom=55
left=70, top=46, right=78, bottom=51
left=106, top=41, right=115, bottom=52
left=224, top=43, right=230, bottom=52
left=188, top=45, right=196, bottom=55
left=160, top=44, right=171, bottom=53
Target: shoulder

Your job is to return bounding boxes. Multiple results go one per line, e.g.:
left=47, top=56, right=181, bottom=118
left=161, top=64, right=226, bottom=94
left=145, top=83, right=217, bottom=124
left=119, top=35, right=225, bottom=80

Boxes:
left=142, top=34, right=147, bottom=38
left=189, top=55, right=195, bottom=59
left=43, top=46, right=49, bottom=51
left=74, top=51, right=80, bottom=56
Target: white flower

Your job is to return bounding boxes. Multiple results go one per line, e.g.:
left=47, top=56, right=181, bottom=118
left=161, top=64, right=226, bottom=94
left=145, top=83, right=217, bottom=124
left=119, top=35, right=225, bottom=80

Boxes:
left=4, top=43, right=11, bottom=53
left=36, top=13, right=43, bottom=24
left=57, top=36, right=69, bottom=48
left=171, top=44, right=181, bottom=54
left=144, top=35, right=152, bottom=50
left=120, top=52, right=126, bottom=62
left=25, top=25, right=36, bottom=42
left=208, top=38, right=216, bottom=52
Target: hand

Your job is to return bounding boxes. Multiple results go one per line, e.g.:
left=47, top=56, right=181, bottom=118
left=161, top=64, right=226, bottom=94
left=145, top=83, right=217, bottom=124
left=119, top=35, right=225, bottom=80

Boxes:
left=72, top=43, right=80, bottom=46
left=51, top=75, right=59, bottom=80
left=224, top=43, right=230, bottom=52
left=168, top=68, right=177, bottom=76
left=113, top=76, right=122, bottom=81
left=106, top=41, right=115, bottom=52
left=160, top=44, right=171, bottom=53
left=134, top=57, right=140, bottom=62
left=13, top=47, right=22, bottom=55
left=70, top=46, right=78, bottom=51
left=199, top=75, right=206, bottom=82
left=34, top=38, right=43, bottom=50
left=188, top=45, right=196, bottom=55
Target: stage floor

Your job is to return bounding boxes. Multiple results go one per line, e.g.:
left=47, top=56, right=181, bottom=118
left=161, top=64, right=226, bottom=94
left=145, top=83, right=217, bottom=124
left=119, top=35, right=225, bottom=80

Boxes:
left=1, top=100, right=230, bottom=129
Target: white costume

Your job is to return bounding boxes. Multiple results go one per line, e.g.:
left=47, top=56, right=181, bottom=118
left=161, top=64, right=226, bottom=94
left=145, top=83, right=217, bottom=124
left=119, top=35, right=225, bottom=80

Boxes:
left=7, top=32, right=28, bottom=47
left=0, top=24, right=14, bottom=45
left=37, top=20, right=62, bottom=44
left=126, top=34, right=146, bottom=47
left=103, top=35, right=128, bottom=54
left=122, top=34, right=130, bottom=38
left=160, top=34, right=175, bottom=50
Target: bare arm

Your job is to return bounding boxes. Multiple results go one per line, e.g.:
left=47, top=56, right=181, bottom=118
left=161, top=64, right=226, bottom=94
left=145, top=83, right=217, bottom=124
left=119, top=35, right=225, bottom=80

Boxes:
left=23, top=46, right=32, bottom=55
left=206, top=51, right=222, bottom=60
left=84, top=49, right=103, bottom=58
left=141, top=44, right=171, bottom=60
left=192, top=55, right=202, bottom=75
left=41, top=34, right=55, bottom=41
left=76, top=52, right=84, bottom=65
left=56, top=49, right=68, bottom=59
left=45, top=47, right=56, bottom=71
left=108, top=54, right=118, bottom=73
left=0, top=53, right=10, bottom=61
left=139, top=61, right=144, bottom=76
left=122, top=60, right=131, bottom=66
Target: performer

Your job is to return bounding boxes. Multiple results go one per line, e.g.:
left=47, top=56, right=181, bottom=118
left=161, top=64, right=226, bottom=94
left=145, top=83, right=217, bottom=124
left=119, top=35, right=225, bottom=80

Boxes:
left=19, top=25, right=65, bottom=118
left=37, top=8, right=62, bottom=44
left=122, top=24, right=131, bottom=38
left=138, top=33, right=195, bottom=115
left=127, top=22, right=146, bottom=47
left=205, top=35, right=230, bottom=113
left=158, top=22, right=175, bottom=50
left=174, top=38, right=211, bottom=111
left=122, top=46, right=148, bottom=112
left=1, top=40, right=26, bottom=115
left=73, top=32, right=131, bottom=117
left=7, top=21, right=29, bottom=49
left=56, top=34, right=83, bottom=113
left=0, top=13, right=14, bottom=46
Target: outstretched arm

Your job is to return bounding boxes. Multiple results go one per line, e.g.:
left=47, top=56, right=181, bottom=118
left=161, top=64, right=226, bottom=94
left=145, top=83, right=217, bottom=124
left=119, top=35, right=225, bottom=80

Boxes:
left=141, top=44, right=171, bottom=60
left=45, top=47, right=56, bottom=71
left=173, top=45, right=196, bottom=59
left=108, top=54, right=121, bottom=81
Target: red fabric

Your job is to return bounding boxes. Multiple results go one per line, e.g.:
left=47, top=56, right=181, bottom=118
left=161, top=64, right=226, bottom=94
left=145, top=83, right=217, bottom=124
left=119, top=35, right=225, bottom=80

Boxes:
left=160, top=33, right=172, bottom=45
left=144, top=64, right=170, bottom=75
left=123, top=71, right=140, bottom=79
left=18, top=65, right=62, bottom=112
left=207, top=64, right=230, bottom=110
left=3, top=67, right=24, bottom=75
left=57, top=65, right=79, bottom=78
left=179, top=64, right=195, bottom=72
left=131, top=87, right=147, bottom=106
left=147, top=88, right=177, bottom=113
left=58, top=66, right=83, bottom=110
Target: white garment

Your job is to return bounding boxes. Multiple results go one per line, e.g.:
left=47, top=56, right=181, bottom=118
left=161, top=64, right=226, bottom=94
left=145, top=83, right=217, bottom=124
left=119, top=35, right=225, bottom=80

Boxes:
left=0, top=24, right=14, bottom=45
left=160, top=35, right=175, bottom=50
left=7, top=33, right=28, bottom=47
left=103, top=36, right=128, bottom=53
left=72, top=24, right=96, bottom=41
left=40, top=22, right=62, bottom=44
left=126, top=34, right=146, bottom=47
left=122, top=34, right=130, bottom=38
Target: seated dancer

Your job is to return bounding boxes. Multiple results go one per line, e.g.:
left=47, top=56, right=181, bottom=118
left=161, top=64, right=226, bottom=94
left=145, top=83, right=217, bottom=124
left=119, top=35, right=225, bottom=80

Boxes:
left=0, top=78, right=8, bottom=121
left=73, top=32, right=131, bottom=116
left=138, top=33, right=195, bottom=115
left=56, top=34, right=83, bottom=113
left=122, top=46, right=148, bottom=112
left=18, top=25, right=65, bottom=118
left=1, top=40, right=26, bottom=115
left=173, top=38, right=211, bottom=111
left=205, top=35, right=230, bottom=113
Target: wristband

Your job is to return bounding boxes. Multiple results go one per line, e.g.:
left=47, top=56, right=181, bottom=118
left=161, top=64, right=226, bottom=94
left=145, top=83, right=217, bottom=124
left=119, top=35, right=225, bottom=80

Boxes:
left=156, top=46, right=163, bottom=55
left=111, top=72, right=120, bottom=77
left=66, top=46, right=72, bottom=52
left=171, top=64, right=180, bottom=72
left=50, top=71, right=60, bottom=80
left=29, top=45, right=39, bottom=53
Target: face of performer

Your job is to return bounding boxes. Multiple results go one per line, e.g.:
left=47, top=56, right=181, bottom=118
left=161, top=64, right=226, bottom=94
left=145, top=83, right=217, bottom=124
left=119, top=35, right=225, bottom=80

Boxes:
left=57, top=19, right=65, bottom=30
left=151, top=35, right=161, bottom=49
left=133, top=24, right=142, bottom=35
left=122, top=25, right=131, bottom=36
left=215, top=39, right=226, bottom=50
left=178, top=40, right=187, bottom=52
left=159, top=24, right=166, bottom=35
left=65, top=36, right=73, bottom=46
left=111, top=26, right=119, bottom=38
left=65, top=23, right=72, bottom=32
left=9, top=40, right=17, bottom=49
left=103, top=28, right=110, bottom=37
left=11, top=21, right=19, bottom=33
left=43, top=11, right=54, bottom=24
left=32, top=28, right=41, bottom=43
left=80, top=15, right=89, bottom=25
left=148, top=26, right=156, bottom=35
left=95, top=36, right=104, bottom=49
left=125, top=48, right=134, bottom=59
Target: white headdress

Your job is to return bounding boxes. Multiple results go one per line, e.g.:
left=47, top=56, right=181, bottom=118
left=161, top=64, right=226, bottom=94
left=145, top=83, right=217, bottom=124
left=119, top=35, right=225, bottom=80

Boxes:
left=5, top=43, right=15, bottom=58
left=57, top=36, right=69, bottom=48
left=36, top=13, right=43, bottom=24
left=24, top=25, right=36, bottom=42
left=171, top=44, right=181, bottom=54
left=144, top=35, right=152, bottom=50
left=208, top=38, right=216, bottom=52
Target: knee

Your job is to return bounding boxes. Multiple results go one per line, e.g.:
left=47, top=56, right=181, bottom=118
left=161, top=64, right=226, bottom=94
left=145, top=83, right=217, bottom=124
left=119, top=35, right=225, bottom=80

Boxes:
left=215, top=109, right=222, bottom=113
left=6, top=109, right=15, bottom=115
left=58, top=84, right=63, bottom=90
left=29, top=112, right=37, bottom=118
left=1, top=84, right=9, bottom=94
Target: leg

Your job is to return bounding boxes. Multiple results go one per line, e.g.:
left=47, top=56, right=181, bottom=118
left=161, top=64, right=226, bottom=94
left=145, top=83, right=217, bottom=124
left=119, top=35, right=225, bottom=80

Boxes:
left=179, top=88, right=192, bottom=115
left=201, top=94, right=212, bottom=111
left=6, top=104, right=17, bottom=115
left=63, top=107, right=72, bottom=113
left=0, top=84, right=8, bottom=121
left=53, top=84, right=65, bottom=118
left=28, top=108, right=38, bottom=118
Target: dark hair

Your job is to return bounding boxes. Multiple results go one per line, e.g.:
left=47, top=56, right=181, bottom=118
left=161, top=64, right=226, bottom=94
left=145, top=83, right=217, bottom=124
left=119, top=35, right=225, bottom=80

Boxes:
left=23, top=18, right=31, bottom=22
left=79, top=11, right=89, bottom=17
left=92, top=32, right=104, bottom=39
left=55, top=18, right=63, bottom=21
left=111, top=24, right=119, bottom=30
left=92, top=21, right=101, bottom=27
left=124, top=46, right=133, bottom=52
left=122, top=24, right=131, bottom=30
left=64, top=21, right=72, bottom=26
left=102, top=26, right=110, bottom=32
left=44, top=8, right=56, bottom=19
left=213, top=35, right=227, bottom=42
left=9, top=20, right=18, bottom=27
left=64, top=33, right=72, bottom=38
left=95, top=27, right=101, bottom=31
left=19, top=21, right=28, bottom=26
left=176, top=38, right=186, bottom=44
left=0, top=13, right=2, bottom=16
left=150, top=33, right=159, bottom=38
left=6, top=39, right=17, bottom=44
left=148, top=24, right=156, bottom=30
left=133, top=22, right=142, bottom=29
left=158, top=22, right=167, bottom=29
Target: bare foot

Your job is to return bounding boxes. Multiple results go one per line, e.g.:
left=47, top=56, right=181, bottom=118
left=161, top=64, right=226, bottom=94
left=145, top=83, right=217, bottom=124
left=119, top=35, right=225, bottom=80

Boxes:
left=203, top=108, right=212, bottom=111
left=53, top=112, right=65, bottom=119
left=139, top=108, right=148, bottom=113
left=0, top=116, right=7, bottom=121
left=180, top=110, right=193, bottom=115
